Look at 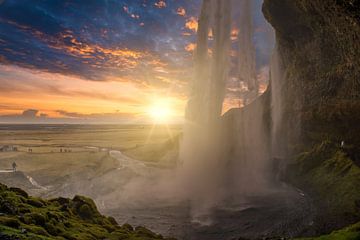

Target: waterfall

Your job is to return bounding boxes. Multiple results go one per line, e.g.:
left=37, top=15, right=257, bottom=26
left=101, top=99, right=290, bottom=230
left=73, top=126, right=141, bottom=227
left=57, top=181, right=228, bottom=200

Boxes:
left=270, top=48, right=284, bottom=158
left=269, top=45, right=294, bottom=182
left=180, top=0, right=232, bottom=224
left=237, top=0, right=258, bottom=105
left=179, top=0, right=272, bottom=224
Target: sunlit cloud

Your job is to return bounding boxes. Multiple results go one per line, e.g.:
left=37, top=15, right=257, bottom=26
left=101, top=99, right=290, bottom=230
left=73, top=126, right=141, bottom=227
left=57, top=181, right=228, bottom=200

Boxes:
left=154, top=0, right=166, bottom=9
left=185, top=43, right=196, bottom=52
left=231, top=28, right=239, bottom=41
left=177, top=7, right=186, bottom=16
left=185, top=17, right=198, bottom=32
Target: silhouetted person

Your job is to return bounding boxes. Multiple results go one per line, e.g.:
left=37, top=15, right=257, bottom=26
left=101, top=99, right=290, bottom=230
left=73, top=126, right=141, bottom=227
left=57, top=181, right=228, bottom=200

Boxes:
left=12, top=162, right=17, bottom=172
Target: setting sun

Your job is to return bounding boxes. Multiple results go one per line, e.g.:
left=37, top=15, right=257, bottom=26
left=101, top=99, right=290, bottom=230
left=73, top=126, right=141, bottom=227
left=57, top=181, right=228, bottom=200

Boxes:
left=147, top=100, right=173, bottom=123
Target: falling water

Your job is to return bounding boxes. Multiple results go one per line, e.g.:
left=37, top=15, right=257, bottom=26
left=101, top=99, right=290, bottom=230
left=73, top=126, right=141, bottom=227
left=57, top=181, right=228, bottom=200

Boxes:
left=270, top=47, right=286, bottom=178
left=237, top=0, right=258, bottom=103
left=179, top=0, right=232, bottom=224
left=179, top=0, right=272, bottom=224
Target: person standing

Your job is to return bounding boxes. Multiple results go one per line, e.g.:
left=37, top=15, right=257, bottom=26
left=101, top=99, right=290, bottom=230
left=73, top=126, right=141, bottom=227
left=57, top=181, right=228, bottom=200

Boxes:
left=12, top=162, right=17, bottom=172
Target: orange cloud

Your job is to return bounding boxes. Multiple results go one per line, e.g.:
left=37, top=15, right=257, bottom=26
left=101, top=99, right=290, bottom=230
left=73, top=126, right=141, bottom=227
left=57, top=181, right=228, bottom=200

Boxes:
left=185, top=17, right=198, bottom=32
left=231, top=28, right=239, bottom=41
left=177, top=7, right=186, bottom=16
left=185, top=43, right=196, bottom=52
left=42, top=31, right=147, bottom=69
left=222, top=98, right=241, bottom=114
left=208, top=29, right=213, bottom=39
left=154, top=0, right=166, bottom=8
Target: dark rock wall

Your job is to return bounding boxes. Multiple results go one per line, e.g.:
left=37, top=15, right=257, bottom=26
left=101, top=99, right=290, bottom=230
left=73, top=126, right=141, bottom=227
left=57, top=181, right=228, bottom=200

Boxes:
left=262, top=0, right=360, bottom=233
left=263, top=0, right=360, bottom=147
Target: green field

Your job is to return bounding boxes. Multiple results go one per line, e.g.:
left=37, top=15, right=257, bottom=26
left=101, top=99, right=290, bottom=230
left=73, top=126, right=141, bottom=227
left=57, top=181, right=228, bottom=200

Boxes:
left=0, top=124, right=181, bottom=162
left=0, top=124, right=181, bottom=197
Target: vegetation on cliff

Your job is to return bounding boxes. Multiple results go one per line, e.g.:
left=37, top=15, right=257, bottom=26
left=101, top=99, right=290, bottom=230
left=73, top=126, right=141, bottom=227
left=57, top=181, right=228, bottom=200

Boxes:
left=297, top=221, right=360, bottom=240
left=0, top=183, right=175, bottom=240
left=287, top=141, right=360, bottom=229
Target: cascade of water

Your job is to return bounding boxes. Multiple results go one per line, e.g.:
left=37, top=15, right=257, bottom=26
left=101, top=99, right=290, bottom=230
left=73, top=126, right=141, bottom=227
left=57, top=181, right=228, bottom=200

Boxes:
left=179, top=0, right=272, bottom=224
left=270, top=47, right=290, bottom=180
left=237, top=0, right=258, bottom=97
left=180, top=0, right=232, bottom=224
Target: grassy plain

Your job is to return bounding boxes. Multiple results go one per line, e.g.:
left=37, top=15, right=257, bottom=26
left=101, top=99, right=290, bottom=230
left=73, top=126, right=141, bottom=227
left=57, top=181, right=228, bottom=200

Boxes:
left=0, top=124, right=181, bottom=196
left=0, top=124, right=181, bottom=163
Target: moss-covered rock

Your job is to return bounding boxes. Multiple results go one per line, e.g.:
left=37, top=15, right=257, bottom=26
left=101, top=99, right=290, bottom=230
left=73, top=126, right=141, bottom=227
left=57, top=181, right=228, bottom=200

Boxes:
left=285, top=140, right=360, bottom=236
left=0, top=183, right=175, bottom=240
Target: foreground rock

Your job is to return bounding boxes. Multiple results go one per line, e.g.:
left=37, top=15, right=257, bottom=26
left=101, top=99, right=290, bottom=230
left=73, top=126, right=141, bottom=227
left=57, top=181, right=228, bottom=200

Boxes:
left=0, top=183, right=176, bottom=240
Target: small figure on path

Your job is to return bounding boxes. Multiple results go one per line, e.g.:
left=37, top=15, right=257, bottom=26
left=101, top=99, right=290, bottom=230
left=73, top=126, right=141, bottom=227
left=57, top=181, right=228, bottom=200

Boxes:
left=12, top=162, right=17, bottom=172
left=341, top=140, right=345, bottom=148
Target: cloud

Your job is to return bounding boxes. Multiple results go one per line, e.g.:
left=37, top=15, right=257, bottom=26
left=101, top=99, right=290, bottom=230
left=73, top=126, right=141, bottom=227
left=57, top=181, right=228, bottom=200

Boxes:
left=56, top=110, right=135, bottom=120
left=185, top=43, right=196, bottom=52
left=0, top=109, right=136, bottom=124
left=154, top=1, right=167, bottom=9
left=177, top=7, right=186, bottom=16
left=22, top=109, right=39, bottom=118
left=0, top=109, right=48, bottom=123
left=0, top=0, right=196, bottom=85
left=185, top=17, right=198, bottom=32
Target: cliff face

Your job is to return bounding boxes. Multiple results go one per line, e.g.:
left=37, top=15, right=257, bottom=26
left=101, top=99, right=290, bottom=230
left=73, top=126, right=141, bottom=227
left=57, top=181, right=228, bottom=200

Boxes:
left=262, top=0, right=360, bottom=233
left=263, top=0, right=360, bottom=147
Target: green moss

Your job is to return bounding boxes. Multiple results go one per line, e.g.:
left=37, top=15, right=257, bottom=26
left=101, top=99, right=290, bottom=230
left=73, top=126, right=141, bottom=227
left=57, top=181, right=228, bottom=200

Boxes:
left=289, top=142, right=360, bottom=217
left=24, top=212, right=47, bottom=226
left=0, top=225, right=55, bottom=240
left=0, top=216, right=20, bottom=228
left=23, top=224, right=50, bottom=236
left=9, top=187, right=29, bottom=198
left=27, top=197, right=45, bottom=208
left=296, top=221, right=360, bottom=240
left=0, top=183, right=176, bottom=240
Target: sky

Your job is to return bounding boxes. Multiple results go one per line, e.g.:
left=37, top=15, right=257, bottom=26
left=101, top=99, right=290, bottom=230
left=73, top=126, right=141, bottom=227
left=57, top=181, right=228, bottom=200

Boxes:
left=0, top=0, right=274, bottom=124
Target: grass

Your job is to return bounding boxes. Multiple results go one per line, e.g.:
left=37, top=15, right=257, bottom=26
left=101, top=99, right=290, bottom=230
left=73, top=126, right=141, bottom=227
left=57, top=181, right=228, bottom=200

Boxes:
left=0, top=183, right=176, bottom=240
left=0, top=124, right=181, bottom=166
left=0, top=124, right=181, bottom=154
left=296, top=221, right=360, bottom=240
left=0, top=151, right=118, bottom=186
left=290, top=141, right=360, bottom=217
left=286, top=140, right=360, bottom=239
left=0, top=124, right=181, bottom=196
